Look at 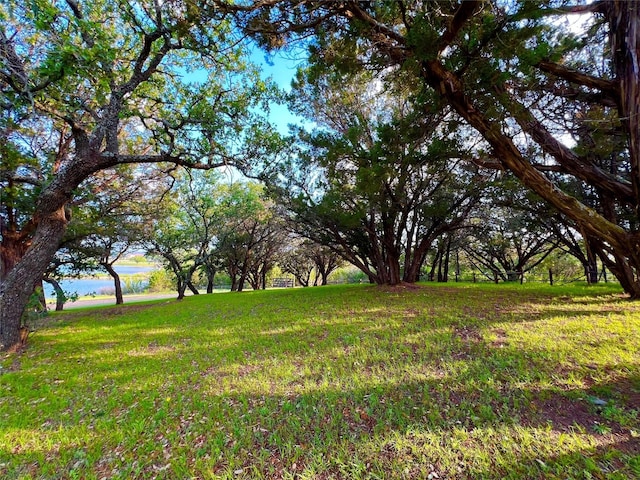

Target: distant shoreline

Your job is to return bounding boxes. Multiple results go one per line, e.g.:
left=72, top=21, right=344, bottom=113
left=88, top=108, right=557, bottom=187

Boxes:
left=46, top=291, right=181, bottom=310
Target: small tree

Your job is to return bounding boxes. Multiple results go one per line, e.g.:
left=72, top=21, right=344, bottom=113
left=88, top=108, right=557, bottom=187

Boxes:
left=216, top=182, right=283, bottom=292
left=145, top=170, right=223, bottom=299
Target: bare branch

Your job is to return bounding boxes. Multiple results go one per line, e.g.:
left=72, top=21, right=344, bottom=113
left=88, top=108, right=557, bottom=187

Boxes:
left=100, top=152, right=227, bottom=171
left=0, top=173, right=43, bottom=187
left=537, top=61, right=619, bottom=106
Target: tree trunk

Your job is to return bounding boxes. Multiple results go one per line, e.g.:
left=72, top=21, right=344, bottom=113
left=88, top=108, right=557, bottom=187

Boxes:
left=1, top=207, right=68, bottom=350
left=177, top=277, right=187, bottom=300
left=36, top=280, right=46, bottom=311
left=0, top=230, right=32, bottom=282
left=607, top=2, right=640, bottom=216
left=402, top=247, right=426, bottom=283
left=584, top=261, right=599, bottom=284
left=205, top=266, right=216, bottom=294
left=421, top=57, right=640, bottom=298
left=187, top=281, right=199, bottom=295
left=428, top=253, right=438, bottom=281
left=442, top=237, right=451, bottom=283
left=237, top=271, right=247, bottom=291
left=237, top=260, right=250, bottom=292
left=584, top=238, right=600, bottom=284
left=103, top=263, right=123, bottom=305
left=386, top=254, right=402, bottom=285
left=437, top=244, right=446, bottom=282
left=43, top=277, right=66, bottom=311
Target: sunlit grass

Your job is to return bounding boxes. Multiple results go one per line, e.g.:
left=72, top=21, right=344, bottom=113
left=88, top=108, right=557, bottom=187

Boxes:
left=1, top=282, right=639, bottom=479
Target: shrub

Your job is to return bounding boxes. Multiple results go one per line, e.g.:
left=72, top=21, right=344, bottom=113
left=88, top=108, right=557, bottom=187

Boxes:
left=147, top=269, right=174, bottom=292
left=122, top=277, right=148, bottom=294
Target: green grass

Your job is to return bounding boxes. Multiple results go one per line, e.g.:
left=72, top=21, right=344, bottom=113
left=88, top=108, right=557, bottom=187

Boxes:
left=1, top=282, right=639, bottom=479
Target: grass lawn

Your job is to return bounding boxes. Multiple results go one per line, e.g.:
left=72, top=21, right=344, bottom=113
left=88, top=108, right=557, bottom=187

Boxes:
left=1, top=282, right=639, bottom=479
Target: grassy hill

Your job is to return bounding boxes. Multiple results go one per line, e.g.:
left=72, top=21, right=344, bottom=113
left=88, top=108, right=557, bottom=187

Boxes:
left=1, top=282, right=639, bottom=479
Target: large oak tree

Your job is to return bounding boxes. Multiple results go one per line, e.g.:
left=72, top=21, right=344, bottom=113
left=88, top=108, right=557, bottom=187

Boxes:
left=0, top=0, right=273, bottom=350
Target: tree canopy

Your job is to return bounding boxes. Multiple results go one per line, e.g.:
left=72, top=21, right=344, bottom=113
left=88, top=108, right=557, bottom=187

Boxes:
left=238, top=0, right=640, bottom=297
left=271, top=63, right=484, bottom=285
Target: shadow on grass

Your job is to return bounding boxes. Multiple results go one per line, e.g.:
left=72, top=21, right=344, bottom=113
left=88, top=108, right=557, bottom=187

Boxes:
left=2, top=284, right=638, bottom=479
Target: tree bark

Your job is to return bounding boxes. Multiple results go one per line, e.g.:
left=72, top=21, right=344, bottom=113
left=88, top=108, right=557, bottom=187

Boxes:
left=0, top=229, right=33, bottom=282
left=606, top=1, right=640, bottom=215
left=187, top=280, right=199, bottom=295
left=238, top=263, right=249, bottom=292
left=206, top=275, right=215, bottom=294
left=176, top=276, right=187, bottom=300
left=442, top=237, right=451, bottom=283
left=1, top=206, right=68, bottom=349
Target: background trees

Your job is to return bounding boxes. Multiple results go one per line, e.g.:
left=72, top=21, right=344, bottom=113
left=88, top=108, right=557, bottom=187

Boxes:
left=145, top=175, right=284, bottom=296
left=215, top=182, right=284, bottom=292
left=145, top=170, right=222, bottom=299
left=279, top=239, right=343, bottom=287
left=463, top=179, right=560, bottom=283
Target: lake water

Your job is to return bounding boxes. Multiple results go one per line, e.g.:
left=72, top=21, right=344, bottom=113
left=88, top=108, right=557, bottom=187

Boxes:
left=44, top=265, right=157, bottom=298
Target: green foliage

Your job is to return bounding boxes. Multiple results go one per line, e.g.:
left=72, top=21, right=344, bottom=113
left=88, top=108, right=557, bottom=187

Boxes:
left=330, top=265, right=368, bottom=284
left=147, top=269, right=175, bottom=293
left=278, top=61, right=485, bottom=285
left=122, top=277, right=147, bottom=295
left=20, top=288, right=47, bottom=326
left=128, top=255, right=148, bottom=264
left=1, top=283, right=638, bottom=478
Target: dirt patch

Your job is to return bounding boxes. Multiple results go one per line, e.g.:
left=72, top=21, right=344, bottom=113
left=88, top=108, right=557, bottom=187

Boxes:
left=237, top=364, right=260, bottom=377
left=521, top=390, right=640, bottom=458
left=524, top=390, right=632, bottom=437
left=489, top=328, right=509, bottom=348
left=378, top=282, right=426, bottom=293
left=453, top=325, right=483, bottom=343
left=612, top=378, right=640, bottom=409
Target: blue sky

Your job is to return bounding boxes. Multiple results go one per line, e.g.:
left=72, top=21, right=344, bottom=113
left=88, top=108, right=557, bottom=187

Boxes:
left=250, top=46, right=307, bottom=134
